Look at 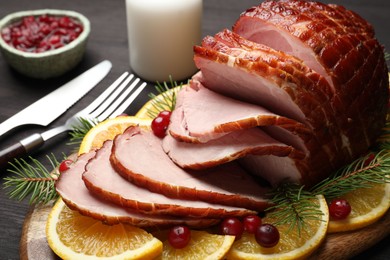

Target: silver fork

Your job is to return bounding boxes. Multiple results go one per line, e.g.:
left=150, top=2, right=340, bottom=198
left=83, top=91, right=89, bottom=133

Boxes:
left=0, top=72, right=147, bottom=168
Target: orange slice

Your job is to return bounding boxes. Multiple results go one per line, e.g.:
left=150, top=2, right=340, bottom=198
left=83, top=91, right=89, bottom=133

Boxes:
left=327, top=182, right=390, bottom=233
left=227, top=195, right=329, bottom=260
left=46, top=198, right=162, bottom=259
left=154, top=230, right=235, bottom=260
left=135, top=87, right=181, bottom=119
left=78, top=115, right=151, bottom=154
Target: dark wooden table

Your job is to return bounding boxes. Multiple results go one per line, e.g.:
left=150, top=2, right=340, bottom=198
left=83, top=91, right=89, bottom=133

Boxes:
left=0, top=1, right=389, bottom=259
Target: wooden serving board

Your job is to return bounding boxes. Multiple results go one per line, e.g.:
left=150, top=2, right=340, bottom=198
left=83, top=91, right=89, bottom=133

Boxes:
left=20, top=203, right=390, bottom=260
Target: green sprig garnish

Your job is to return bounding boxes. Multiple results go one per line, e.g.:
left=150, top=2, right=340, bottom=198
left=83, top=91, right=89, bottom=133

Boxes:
left=146, top=77, right=183, bottom=119
left=67, top=117, right=99, bottom=147
left=3, top=154, right=62, bottom=204
left=311, top=151, right=390, bottom=199
left=266, top=183, right=324, bottom=235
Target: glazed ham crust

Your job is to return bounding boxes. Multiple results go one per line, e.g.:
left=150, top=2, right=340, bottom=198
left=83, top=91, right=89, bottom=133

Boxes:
left=233, top=0, right=389, bottom=159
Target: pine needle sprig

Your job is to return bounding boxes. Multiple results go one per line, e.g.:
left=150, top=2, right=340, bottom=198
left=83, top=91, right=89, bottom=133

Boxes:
left=3, top=154, right=62, bottom=205
left=67, top=117, right=98, bottom=147
left=266, top=183, right=324, bottom=235
left=146, top=77, right=183, bottom=118
left=310, top=150, right=390, bottom=199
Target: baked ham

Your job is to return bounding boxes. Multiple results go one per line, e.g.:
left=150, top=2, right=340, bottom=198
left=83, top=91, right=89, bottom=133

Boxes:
left=168, top=81, right=310, bottom=144
left=232, top=0, right=388, bottom=159
left=163, top=127, right=304, bottom=170
left=111, top=126, right=271, bottom=211
left=56, top=150, right=219, bottom=228
left=83, top=139, right=257, bottom=218
left=192, top=12, right=388, bottom=185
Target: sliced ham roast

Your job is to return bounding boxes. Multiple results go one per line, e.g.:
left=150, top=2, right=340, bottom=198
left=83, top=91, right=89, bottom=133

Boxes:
left=168, top=81, right=310, bottom=144
left=56, top=150, right=218, bottom=228
left=232, top=0, right=389, bottom=159
left=193, top=30, right=347, bottom=165
left=83, top=139, right=257, bottom=218
left=111, top=126, right=271, bottom=211
left=163, top=127, right=304, bottom=170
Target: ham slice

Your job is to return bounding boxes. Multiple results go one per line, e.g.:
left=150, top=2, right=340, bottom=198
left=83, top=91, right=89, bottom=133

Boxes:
left=56, top=150, right=218, bottom=228
left=232, top=0, right=388, bottom=158
left=83, top=139, right=256, bottom=218
left=168, top=81, right=311, bottom=144
left=111, top=126, right=271, bottom=211
left=163, top=127, right=304, bottom=170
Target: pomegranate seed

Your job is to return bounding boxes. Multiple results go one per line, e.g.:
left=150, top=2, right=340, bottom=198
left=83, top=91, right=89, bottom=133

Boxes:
left=243, top=215, right=262, bottom=234
left=168, top=225, right=191, bottom=249
left=329, top=199, right=351, bottom=220
left=220, top=217, right=244, bottom=240
left=255, top=223, right=280, bottom=248
left=59, top=159, right=73, bottom=173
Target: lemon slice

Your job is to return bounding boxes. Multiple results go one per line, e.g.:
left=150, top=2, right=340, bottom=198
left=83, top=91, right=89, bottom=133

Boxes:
left=227, top=195, right=329, bottom=260
left=154, top=230, right=235, bottom=260
left=46, top=198, right=163, bottom=259
left=79, top=116, right=151, bottom=154
left=328, top=182, right=390, bottom=233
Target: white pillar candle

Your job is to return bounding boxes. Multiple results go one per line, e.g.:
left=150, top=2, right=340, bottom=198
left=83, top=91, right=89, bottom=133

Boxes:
left=125, top=0, right=202, bottom=83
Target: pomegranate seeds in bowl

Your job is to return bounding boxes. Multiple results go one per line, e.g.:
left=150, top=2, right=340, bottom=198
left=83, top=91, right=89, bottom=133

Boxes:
left=1, top=14, right=83, bottom=53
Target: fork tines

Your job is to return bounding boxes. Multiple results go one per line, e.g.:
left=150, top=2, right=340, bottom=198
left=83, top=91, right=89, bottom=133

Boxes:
left=84, top=72, right=148, bottom=122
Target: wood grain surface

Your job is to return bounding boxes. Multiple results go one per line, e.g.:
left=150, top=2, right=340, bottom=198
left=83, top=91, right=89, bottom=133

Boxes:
left=20, top=203, right=389, bottom=260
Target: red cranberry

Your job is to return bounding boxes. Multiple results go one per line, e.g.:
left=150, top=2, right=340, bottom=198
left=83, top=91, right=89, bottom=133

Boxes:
left=59, top=159, right=73, bottom=173
left=157, top=110, right=172, bottom=120
left=255, top=223, right=280, bottom=248
left=1, top=14, right=83, bottom=53
left=220, top=217, right=244, bottom=240
left=329, top=199, right=351, bottom=220
left=168, top=225, right=191, bottom=249
left=243, top=215, right=262, bottom=234
left=151, top=111, right=171, bottom=138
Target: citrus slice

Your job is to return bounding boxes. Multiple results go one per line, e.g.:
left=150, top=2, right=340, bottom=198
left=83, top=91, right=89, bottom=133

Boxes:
left=46, top=198, right=163, bottom=259
left=79, top=116, right=152, bottom=154
left=227, top=195, right=329, bottom=260
left=327, top=182, right=390, bottom=233
left=154, top=230, right=235, bottom=260
left=135, top=87, right=181, bottom=119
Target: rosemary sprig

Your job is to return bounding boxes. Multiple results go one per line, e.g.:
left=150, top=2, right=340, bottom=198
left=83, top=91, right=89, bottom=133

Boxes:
left=3, top=154, right=62, bottom=205
left=146, top=77, right=183, bottom=119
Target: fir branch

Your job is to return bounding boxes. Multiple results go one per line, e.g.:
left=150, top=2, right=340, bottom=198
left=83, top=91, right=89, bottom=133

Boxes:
left=266, top=183, right=324, bottom=235
left=146, top=77, right=183, bottom=119
left=67, top=117, right=98, bottom=147
left=310, top=151, right=390, bottom=199
left=3, top=154, right=62, bottom=205
left=385, top=51, right=390, bottom=61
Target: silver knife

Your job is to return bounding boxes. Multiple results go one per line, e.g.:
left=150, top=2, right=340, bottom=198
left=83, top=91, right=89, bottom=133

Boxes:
left=0, top=60, right=112, bottom=137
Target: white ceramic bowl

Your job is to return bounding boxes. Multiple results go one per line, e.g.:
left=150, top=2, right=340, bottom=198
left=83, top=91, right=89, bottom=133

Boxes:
left=0, top=9, right=90, bottom=79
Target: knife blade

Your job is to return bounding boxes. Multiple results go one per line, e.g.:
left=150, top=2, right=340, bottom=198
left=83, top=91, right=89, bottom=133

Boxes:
left=0, top=60, right=112, bottom=137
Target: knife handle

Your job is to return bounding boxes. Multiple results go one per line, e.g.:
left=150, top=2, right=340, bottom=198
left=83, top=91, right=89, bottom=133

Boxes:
left=0, top=133, right=44, bottom=168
